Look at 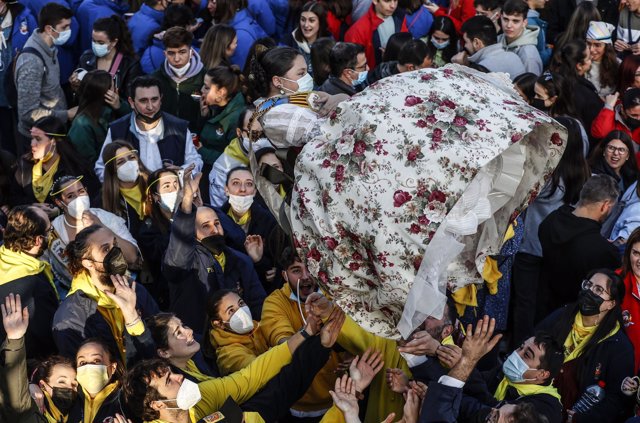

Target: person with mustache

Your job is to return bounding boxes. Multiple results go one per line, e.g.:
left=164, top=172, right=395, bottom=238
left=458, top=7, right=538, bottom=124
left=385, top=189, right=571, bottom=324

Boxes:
left=0, top=205, right=58, bottom=360
left=52, top=225, right=159, bottom=365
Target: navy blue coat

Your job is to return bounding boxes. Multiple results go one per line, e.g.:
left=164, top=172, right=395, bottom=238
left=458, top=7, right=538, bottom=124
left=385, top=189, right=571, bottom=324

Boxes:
left=127, top=4, right=164, bottom=56
left=76, top=0, right=129, bottom=52
left=163, top=206, right=266, bottom=334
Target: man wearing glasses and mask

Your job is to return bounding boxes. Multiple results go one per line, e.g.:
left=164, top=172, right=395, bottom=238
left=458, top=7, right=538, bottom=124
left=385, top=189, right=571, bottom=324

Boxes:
left=52, top=224, right=159, bottom=365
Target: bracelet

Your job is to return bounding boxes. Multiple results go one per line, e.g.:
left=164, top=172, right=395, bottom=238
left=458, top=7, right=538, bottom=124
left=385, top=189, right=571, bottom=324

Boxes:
left=125, top=317, right=141, bottom=327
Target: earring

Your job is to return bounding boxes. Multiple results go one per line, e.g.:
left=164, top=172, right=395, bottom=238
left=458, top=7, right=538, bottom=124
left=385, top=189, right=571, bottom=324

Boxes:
left=279, top=87, right=285, bottom=95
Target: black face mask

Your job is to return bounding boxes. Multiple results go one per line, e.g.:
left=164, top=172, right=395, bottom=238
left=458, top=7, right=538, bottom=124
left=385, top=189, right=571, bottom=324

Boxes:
left=200, top=235, right=225, bottom=255
left=51, top=387, right=77, bottom=415
left=134, top=107, right=162, bottom=125
left=103, top=246, right=128, bottom=275
left=578, top=289, right=605, bottom=316
left=626, top=115, right=640, bottom=130
left=532, top=98, right=549, bottom=113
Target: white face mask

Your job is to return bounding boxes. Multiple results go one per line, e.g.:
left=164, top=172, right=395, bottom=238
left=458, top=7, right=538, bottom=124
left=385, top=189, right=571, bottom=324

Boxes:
left=228, top=194, right=254, bottom=215
left=65, top=195, right=90, bottom=219
left=159, top=191, right=179, bottom=212
left=227, top=305, right=254, bottom=334
left=52, top=28, right=72, bottom=46
left=168, top=52, right=192, bottom=78
left=76, top=364, right=110, bottom=396
left=117, top=160, right=140, bottom=183
left=281, top=73, right=314, bottom=93
left=161, top=378, right=202, bottom=410
left=92, top=41, right=111, bottom=58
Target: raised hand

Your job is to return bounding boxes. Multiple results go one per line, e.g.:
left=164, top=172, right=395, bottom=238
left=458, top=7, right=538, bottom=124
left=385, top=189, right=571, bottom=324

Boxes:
left=320, top=306, right=346, bottom=348
left=386, top=368, right=410, bottom=394
left=113, top=414, right=133, bottom=423
left=350, top=348, right=384, bottom=392
left=105, top=275, right=138, bottom=324
left=1, top=293, right=29, bottom=340
left=460, top=315, right=502, bottom=363
left=244, top=235, right=264, bottom=263
left=397, top=330, right=440, bottom=356
left=81, top=210, right=102, bottom=227
left=329, top=374, right=361, bottom=423
left=180, top=164, right=202, bottom=213
left=305, top=292, right=333, bottom=320
left=402, top=389, right=421, bottom=423
left=436, top=344, right=462, bottom=369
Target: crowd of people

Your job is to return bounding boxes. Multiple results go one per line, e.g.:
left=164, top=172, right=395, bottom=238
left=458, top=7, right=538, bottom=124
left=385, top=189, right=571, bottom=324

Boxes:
left=3, top=0, right=640, bottom=422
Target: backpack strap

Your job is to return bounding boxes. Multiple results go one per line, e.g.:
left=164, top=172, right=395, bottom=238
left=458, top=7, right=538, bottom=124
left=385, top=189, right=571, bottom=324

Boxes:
left=17, top=46, right=48, bottom=75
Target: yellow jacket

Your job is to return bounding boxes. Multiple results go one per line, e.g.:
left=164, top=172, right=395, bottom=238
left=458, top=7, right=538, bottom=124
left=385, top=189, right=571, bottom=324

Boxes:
left=336, top=315, right=409, bottom=423
left=261, top=283, right=340, bottom=413
left=208, top=321, right=270, bottom=376
left=191, top=342, right=292, bottom=421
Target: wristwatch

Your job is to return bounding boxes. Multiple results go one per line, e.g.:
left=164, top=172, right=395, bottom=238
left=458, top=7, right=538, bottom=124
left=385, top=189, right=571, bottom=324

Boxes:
left=299, top=327, right=312, bottom=339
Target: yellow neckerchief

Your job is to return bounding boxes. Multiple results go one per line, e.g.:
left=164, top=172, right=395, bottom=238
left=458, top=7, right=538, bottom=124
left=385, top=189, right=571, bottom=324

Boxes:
left=43, top=389, right=68, bottom=423
left=183, top=359, right=213, bottom=382
left=32, top=156, right=60, bottom=202
left=278, top=184, right=286, bottom=198
left=0, top=245, right=58, bottom=299
left=82, top=382, right=119, bottom=423
left=145, top=409, right=265, bottom=423
left=227, top=208, right=251, bottom=226
left=451, top=284, right=477, bottom=317
left=214, top=252, right=226, bottom=272
left=494, top=377, right=562, bottom=402
left=564, top=312, right=620, bottom=362
left=119, top=185, right=144, bottom=220
left=68, top=272, right=126, bottom=362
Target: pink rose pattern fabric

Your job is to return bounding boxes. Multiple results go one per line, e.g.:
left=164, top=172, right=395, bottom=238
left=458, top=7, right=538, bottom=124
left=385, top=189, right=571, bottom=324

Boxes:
left=291, top=66, right=566, bottom=338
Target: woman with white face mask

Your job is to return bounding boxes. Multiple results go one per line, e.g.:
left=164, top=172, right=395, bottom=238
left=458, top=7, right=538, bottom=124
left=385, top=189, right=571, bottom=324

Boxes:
left=137, top=166, right=203, bottom=308
left=49, top=175, right=139, bottom=295
left=223, top=167, right=278, bottom=290
left=10, top=116, right=98, bottom=217
left=100, top=140, right=150, bottom=237
left=204, top=289, right=268, bottom=376
left=248, top=46, right=314, bottom=101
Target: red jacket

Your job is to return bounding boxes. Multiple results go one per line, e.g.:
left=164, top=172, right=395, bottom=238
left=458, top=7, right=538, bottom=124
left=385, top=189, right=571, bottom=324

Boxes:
left=433, top=0, right=475, bottom=34
left=591, top=105, right=640, bottom=165
left=345, top=4, right=408, bottom=68
left=621, top=270, right=640, bottom=372
left=326, top=10, right=352, bottom=41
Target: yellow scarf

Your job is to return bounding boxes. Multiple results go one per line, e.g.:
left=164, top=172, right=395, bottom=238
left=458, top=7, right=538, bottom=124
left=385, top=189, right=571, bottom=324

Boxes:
left=183, top=359, right=213, bottom=382
left=214, top=252, right=226, bottom=272
left=0, top=245, right=58, bottom=299
left=68, top=272, right=126, bottom=362
left=120, top=185, right=144, bottom=220
left=82, top=382, right=120, bottom=423
left=43, top=390, right=68, bottom=423
left=278, top=184, right=286, bottom=198
left=32, top=156, right=60, bottom=202
left=227, top=209, right=251, bottom=227
left=145, top=410, right=264, bottom=423
left=494, top=377, right=562, bottom=402
left=564, top=312, right=620, bottom=362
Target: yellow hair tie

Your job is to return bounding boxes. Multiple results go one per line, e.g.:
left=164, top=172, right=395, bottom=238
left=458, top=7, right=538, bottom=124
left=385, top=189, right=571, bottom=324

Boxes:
left=50, top=175, right=84, bottom=196
left=145, top=173, right=179, bottom=195
left=105, top=149, right=139, bottom=166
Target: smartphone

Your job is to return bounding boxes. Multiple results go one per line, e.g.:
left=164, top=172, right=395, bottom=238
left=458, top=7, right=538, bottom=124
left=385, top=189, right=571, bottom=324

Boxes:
left=113, top=74, right=120, bottom=90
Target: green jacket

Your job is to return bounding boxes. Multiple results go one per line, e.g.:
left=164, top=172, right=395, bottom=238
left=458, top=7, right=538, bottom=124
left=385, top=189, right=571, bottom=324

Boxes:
left=0, top=338, right=41, bottom=423
left=199, top=92, right=246, bottom=165
left=68, top=103, right=131, bottom=163
left=153, top=65, right=205, bottom=133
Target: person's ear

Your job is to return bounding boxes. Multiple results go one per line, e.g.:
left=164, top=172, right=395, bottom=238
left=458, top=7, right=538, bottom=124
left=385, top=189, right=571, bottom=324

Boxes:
left=81, top=255, right=95, bottom=271
left=157, top=348, right=171, bottom=359
left=211, top=319, right=224, bottom=329
left=405, top=64, right=416, bottom=72
left=441, top=324, right=454, bottom=339
left=272, top=76, right=282, bottom=90
left=150, top=399, right=167, bottom=411
left=111, top=38, right=119, bottom=48
left=548, top=95, right=558, bottom=105
left=537, top=369, right=550, bottom=382
left=282, top=271, right=289, bottom=283
left=128, top=97, right=135, bottom=109
left=54, top=198, right=64, bottom=209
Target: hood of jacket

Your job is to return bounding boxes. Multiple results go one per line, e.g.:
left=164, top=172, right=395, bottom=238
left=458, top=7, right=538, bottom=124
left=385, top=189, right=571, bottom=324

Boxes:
left=468, top=43, right=503, bottom=64
left=162, top=48, right=204, bottom=82
left=209, top=320, right=268, bottom=350
left=291, top=28, right=311, bottom=54
left=545, top=204, right=603, bottom=245
left=500, top=26, right=540, bottom=48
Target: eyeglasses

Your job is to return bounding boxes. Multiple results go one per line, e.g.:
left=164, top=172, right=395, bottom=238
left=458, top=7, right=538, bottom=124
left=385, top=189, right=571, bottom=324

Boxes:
left=606, top=145, right=629, bottom=155
left=582, top=279, right=610, bottom=298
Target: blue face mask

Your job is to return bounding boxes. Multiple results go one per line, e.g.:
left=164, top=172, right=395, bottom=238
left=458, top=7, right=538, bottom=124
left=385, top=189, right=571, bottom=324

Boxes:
left=502, top=351, right=537, bottom=383
left=52, top=28, right=71, bottom=46
left=431, top=38, right=450, bottom=50
left=92, top=42, right=111, bottom=58
left=352, top=69, right=368, bottom=87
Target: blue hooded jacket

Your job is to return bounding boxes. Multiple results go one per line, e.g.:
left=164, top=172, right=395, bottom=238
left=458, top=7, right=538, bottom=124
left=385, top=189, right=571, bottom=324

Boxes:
left=128, top=4, right=164, bottom=55
left=0, top=4, right=37, bottom=106
left=229, top=9, right=268, bottom=70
